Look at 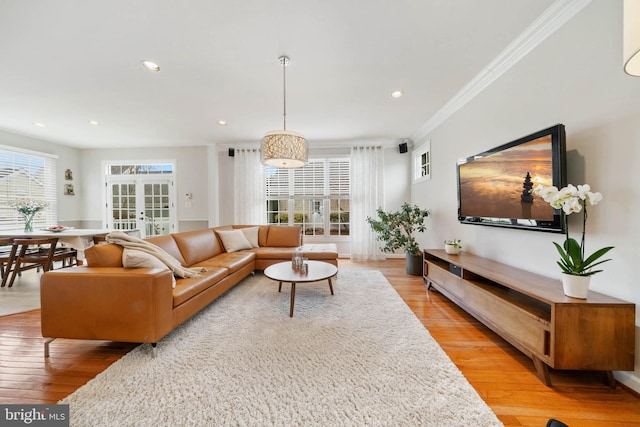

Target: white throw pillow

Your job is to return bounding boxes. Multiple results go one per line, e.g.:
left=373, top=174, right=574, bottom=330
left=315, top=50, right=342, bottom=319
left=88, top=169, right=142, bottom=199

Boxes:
left=122, top=249, right=176, bottom=288
left=240, top=227, right=259, bottom=248
left=217, top=229, right=253, bottom=252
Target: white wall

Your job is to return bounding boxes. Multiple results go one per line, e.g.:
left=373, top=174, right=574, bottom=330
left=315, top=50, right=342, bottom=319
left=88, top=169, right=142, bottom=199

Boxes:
left=216, top=148, right=235, bottom=226
left=384, top=145, right=412, bottom=213
left=412, top=0, right=640, bottom=391
left=0, top=134, right=212, bottom=231
left=79, top=146, right=210, bottom=231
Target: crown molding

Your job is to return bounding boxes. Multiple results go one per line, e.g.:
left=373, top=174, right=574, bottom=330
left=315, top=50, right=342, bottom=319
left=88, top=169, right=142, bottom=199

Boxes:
left=213, top=138, right=402, bottom=153
left=411, top=0, right=593, bottom=143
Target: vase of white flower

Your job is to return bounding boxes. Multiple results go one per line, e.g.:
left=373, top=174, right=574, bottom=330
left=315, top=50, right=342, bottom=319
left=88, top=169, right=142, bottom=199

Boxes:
left=532, top=184, right=613, bottom=299
left=11, top=199, right=49, bottom=232
left=23, top=212, right=35, bottom=232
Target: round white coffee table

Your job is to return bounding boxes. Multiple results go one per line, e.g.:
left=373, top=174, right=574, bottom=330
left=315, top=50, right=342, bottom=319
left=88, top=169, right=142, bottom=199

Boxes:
left=264, top=260, right=338, bottom=317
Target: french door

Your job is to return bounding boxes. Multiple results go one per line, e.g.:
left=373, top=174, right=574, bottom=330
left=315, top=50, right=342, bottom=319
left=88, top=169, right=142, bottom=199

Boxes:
left=106, top=177, right=175, bottom=238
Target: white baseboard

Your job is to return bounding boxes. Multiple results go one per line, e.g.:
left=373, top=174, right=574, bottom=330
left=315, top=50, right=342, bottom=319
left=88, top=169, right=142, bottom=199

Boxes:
left=614, top=371, right=640, bottom=394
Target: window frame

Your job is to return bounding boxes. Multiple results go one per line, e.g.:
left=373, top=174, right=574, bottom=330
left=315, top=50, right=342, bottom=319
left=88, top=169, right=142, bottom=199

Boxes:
left=265, top=157, right=350, bottom=239
left=0, top=145, right=58, bottom=231
left=412, top=140, right=431, bottom=184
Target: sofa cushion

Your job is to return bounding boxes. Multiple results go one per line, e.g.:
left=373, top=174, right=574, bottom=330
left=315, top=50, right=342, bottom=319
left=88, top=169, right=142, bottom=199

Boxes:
left=301, top=243, right=339, bottom=260
left=265, top=226, right=301, bottom=247
left=172, top=229, right=223, bottom=266
left=173, top=267, right=229, bottom=307
left=122, top=249, right=177, bottom=288
left=195, top=251, right=256, bottom=274
left=217, top=229, right=253, bottom=252
left=227, top=225, right=269, bottom=246
left=211, top=225, right=232, bottom=249
left=240, top=227, right=259, bottom=248
left=145, top=234, right=187, bottom=266
left=257, top=226, right=269, bottom=247
left=84, top=243, right=124, bottom=267
left=254, top=247, right=299, bottom=260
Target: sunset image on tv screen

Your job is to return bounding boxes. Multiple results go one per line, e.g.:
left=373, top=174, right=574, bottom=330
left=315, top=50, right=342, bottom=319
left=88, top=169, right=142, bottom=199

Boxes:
left=459, top=135, right=554, bottom=220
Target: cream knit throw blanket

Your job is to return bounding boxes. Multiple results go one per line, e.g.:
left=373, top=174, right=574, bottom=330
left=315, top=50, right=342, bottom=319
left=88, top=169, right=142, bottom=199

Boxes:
left=106, top=231, right=204, bottom=278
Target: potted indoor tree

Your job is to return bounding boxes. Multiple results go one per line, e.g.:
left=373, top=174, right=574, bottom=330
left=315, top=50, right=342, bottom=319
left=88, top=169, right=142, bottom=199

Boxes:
left=367, top=202, right=431, bottom=276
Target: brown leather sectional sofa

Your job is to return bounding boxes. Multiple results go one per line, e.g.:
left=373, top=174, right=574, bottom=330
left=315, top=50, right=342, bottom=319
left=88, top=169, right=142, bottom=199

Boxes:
left=40, top=225, right=338, bottom=355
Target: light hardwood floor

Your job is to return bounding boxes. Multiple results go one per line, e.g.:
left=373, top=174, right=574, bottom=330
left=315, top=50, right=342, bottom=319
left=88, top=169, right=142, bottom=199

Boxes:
left=1, top=259, right=638, bottom=426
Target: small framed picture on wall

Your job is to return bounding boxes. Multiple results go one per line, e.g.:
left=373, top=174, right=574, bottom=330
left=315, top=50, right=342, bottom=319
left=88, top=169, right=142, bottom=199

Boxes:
left=65, top=184, right=75, bottom=195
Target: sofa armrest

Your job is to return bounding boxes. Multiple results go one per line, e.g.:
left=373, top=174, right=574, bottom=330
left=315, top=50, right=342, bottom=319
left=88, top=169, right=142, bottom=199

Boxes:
left=41, top=266, right=174, bottom=344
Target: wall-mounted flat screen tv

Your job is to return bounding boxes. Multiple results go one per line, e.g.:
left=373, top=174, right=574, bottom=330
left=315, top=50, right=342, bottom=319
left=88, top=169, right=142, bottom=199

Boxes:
left=457, top=124, right=566, bottom=233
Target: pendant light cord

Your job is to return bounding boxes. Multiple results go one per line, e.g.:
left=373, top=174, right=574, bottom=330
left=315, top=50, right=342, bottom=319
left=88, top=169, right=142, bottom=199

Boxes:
left=282, top=57, right=287, bottom=131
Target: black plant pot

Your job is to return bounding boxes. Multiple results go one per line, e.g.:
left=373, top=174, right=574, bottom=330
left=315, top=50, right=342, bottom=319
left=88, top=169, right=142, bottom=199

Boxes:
left=405, top=253, right=423, bottom=276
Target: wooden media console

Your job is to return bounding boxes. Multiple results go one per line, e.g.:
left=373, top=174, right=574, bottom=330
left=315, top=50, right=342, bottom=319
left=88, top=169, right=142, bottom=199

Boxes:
left=423, top=249, right=635, bottom=386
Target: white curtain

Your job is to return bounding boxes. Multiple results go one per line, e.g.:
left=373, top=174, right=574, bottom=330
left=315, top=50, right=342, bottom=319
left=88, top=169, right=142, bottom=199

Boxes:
left=233, top=148, right=266, bottom=224
left=350, top=146, right=385, bottom=260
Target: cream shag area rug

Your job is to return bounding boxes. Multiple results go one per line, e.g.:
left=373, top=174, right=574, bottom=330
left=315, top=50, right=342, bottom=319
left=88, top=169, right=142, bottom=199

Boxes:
left=61, top=270, right=502, bottom=427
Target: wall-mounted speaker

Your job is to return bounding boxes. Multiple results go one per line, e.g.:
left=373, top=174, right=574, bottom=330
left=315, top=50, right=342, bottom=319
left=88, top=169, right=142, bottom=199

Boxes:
left=398, top=142, right=408, bottom=154
left=228, top=148, right=235, bottom=157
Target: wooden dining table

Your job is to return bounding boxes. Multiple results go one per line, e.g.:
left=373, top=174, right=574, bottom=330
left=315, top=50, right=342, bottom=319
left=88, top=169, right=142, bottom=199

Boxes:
left=0, top=228, right=139, bottom=260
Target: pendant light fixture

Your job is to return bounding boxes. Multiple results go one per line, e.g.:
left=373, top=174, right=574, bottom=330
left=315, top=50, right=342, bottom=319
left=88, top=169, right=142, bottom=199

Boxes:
left=261, top=56, right=308, bottom=168
left=624, top=0, right=640, bottom=76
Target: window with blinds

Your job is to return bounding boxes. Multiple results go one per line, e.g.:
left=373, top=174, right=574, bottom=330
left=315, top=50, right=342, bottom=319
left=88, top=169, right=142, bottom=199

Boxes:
left=0, top=146, right=58, bottom=230
left=265, top=158, right=350, bottom=237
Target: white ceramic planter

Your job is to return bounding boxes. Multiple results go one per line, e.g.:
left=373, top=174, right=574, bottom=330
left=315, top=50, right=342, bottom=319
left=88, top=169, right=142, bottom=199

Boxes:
left=561, top=273, right=591, bottom=299
left=444, top=244, right=461, bottom=255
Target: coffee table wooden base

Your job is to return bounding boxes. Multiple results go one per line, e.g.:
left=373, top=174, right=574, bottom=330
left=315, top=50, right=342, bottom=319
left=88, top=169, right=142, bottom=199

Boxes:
left=278, top=278, right=334, bottom=317
left=265, top=261, right=338, bottom=317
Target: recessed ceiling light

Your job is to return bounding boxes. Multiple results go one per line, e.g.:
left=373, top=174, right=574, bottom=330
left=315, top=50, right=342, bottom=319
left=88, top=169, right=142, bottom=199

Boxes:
left=88, top=120, right=100, bottom=126
left=391, top=90, right=404, bottom=98
left=141, top=60, right=161, bottom=72
left=217, top=120, right=228, bottom=126
left=33, top=122, right=46, bottom=128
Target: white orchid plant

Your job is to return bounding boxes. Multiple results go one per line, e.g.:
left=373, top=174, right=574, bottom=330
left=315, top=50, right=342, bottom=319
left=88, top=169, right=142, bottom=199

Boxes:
left=532, top=184, right=613, bottom=277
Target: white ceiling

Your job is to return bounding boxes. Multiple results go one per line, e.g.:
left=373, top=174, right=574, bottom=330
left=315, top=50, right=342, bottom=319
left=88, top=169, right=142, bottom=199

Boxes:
left=0, top=0, right=558, bottom=149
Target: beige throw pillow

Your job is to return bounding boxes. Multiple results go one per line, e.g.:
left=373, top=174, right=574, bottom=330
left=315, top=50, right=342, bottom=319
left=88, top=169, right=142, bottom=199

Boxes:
left=122, top=248, right=176, bottom=288
left=217, top=229, right=253, bottom=252
left=240, top=227, right=260, bottom=248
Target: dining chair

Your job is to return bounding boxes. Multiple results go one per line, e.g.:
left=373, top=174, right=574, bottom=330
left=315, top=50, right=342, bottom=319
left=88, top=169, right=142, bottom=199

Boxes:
left=0, top=238, right=19, bottom=287
left=5, top=238, right=77, bottom=288
left=93, top=234, right=108, bottom=245
left=54, top=243, right=78, bottom=268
